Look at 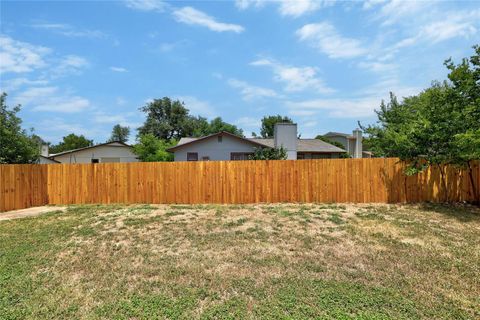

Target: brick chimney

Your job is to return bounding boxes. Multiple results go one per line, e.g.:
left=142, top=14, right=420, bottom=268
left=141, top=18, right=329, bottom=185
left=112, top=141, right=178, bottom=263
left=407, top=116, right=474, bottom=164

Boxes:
left=274, top=123, right=297, bottom=160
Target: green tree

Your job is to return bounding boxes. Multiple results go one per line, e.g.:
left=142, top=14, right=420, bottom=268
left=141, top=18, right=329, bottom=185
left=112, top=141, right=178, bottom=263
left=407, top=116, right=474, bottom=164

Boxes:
left=259, top=115, right=293, bottom=138
left=193, top=117, right=243, bottom=137
left=108, top=124, right=130, bottom=143
left=249, top=147, right=287, bottom=160
left=138, top=97, right=194, bottom=140
left=133, top=134, right=176, bottom=162
left=445, top=45, right=480, bottom=200
left=0, top=93, right=39, bottom=163
left=361, top=45, right=480, bottom=202
left=50, top=134, right=93, bottom=154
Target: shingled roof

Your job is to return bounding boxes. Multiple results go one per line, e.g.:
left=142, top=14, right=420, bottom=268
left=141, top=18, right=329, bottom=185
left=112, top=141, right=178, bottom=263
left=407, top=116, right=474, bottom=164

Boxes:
left=172, top=133, right=345, bottom=153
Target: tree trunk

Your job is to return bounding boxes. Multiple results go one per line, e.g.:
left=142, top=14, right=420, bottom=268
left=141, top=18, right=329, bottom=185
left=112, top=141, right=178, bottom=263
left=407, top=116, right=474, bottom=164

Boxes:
left=467, top=161, right=478, bottom=204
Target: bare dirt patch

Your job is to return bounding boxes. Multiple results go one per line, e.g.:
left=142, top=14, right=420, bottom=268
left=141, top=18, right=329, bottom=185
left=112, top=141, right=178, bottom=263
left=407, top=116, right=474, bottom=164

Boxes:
left=0, top=206, right=66, bottom=221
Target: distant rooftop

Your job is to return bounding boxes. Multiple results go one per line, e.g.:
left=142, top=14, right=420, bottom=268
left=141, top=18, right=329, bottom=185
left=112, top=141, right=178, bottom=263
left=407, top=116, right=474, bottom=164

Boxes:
left=176, top=134, right=345, bottom=153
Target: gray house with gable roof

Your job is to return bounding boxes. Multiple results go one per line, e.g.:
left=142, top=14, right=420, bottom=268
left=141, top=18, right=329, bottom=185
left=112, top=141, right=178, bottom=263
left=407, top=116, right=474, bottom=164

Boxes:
left=167, top=123, right=347, bottom=161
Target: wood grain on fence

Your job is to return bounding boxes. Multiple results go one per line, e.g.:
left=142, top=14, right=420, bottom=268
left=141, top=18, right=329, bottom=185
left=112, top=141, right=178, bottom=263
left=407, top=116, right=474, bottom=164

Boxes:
left=1, top=158, right=479, bottom=212
left=0, top=164, right=48, bottom=212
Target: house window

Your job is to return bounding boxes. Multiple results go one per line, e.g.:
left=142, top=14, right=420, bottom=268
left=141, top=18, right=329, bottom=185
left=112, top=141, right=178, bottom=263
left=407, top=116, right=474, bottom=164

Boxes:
left=218, top=136, right=223, bottom=143
left=91, top=159, right=99, bottom=163
left=297, top=153, right=305, bottom=160
left=312, top=153, right=330, bottom=159
left=187, top=152, right=198, bottom=161
left=201, top=156, right=210, bottom=161
left=230, top=153, right=253, bottom=161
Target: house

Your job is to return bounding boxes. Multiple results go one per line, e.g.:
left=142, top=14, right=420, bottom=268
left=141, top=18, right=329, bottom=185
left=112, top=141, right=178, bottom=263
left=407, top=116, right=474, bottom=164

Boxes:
left=324, top=130, right=371, bottom=158
left=38, top=141, right=139, bottom=164
left=167, top=123, right=346, bottom=161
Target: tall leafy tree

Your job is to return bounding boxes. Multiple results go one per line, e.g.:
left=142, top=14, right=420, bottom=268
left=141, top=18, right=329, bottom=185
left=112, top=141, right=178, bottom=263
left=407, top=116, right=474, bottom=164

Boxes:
left=259, top=115, right=293, bottom=138
left=0, top=93, right=39, bottom=163
left=50, top=134, right=93, bottom=154
left=133, top=134, right=176, bottom=162
left=193, top=117, right=243, bottom=137
left=138, top=97, right=193, bottom=140
left=361, top=45, right=480, bottom=201
left=445, top=45, right=480, bottom=200
left=108, top=124, right=130, bottom=143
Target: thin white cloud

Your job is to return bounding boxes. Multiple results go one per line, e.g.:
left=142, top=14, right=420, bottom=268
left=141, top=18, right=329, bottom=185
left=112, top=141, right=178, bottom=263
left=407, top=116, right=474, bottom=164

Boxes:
left=236, top=0, right=333, bottom=17
left=116, top=97, right=127, bottom=106
left=417, top=12, right=479, bottom=43
left=235, top=116, right=261, bottom=129
left=296, top=22, right=367, bottom=59
left=235, top=0, right=265, bottom=10
left=251, top=58, right=334, bottom=93
left=285, top=80, right=422, bottom=119
left=366, top=0, right=429, bottom=26
left=0, top=35, right=50, bottom=73
left=37, top=117, right=105, bottom=143
left=278, top=0, right=331, bottom=18
left=357, top=61, right=396, bottom=73
left=110, top=66, right=128, bottom=72
left=0, top=77, right=49, bottom=92
left=382, top=9, right=480, bottom=55
left=31, top=23, right=106, bottom=38
left=173, top=7, right=244, bottom=33
left=285, top=97, right=379, bottom=118
left=175, top=95, right=216, bottom=118
left=228, top=78, right=280, bottom=101
left=14, top=86, right=91, bottom=113
left=51, top=55, right=89, bottom=78
left=362, top=0, right=387, bottom=10
left=124, top=0, right=167, bottom=12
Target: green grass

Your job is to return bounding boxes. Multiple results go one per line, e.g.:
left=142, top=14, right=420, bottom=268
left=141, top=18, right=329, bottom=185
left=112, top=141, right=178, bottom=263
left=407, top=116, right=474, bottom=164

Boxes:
left=1, top=203, right=479, bottom=319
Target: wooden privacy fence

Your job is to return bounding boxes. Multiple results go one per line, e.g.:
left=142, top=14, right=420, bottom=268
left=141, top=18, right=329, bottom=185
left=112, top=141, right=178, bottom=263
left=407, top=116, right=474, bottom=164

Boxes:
left=1, top=158, right=479, bottom=212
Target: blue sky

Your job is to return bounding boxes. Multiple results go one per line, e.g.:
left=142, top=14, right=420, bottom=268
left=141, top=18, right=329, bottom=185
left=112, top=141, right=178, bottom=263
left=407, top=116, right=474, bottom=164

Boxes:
left=1, top=0, right=479, bottom=143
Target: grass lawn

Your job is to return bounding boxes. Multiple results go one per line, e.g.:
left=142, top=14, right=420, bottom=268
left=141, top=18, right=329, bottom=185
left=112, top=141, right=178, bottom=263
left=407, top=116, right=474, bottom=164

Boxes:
left=1, top=202, right=479, bottom=319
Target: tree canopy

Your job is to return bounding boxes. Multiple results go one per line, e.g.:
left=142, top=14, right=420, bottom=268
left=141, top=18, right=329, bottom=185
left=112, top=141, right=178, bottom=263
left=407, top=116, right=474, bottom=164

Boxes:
left=361, top=45, right=480, bottom=201
left=0, top=93, right=39, bottom=164
left=192, top=116, right=243, bottom=137
left=133, top=134, right=176, bottom=162
left=138, top=97, right=242, bottom=141
left=50, top=134, right=93, bottom=154
left=258, top=115, right=293, bottom=138
left=108, top=124, right=130, bottom=143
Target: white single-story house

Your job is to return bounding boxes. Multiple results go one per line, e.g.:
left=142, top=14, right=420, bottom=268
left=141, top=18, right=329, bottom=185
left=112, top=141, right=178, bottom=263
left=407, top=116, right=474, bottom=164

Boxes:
left=167, top=123, right=347, bottom=161
left=324, top=131, right=372, bottom=158
left=38, top=141, right=139, bottom=164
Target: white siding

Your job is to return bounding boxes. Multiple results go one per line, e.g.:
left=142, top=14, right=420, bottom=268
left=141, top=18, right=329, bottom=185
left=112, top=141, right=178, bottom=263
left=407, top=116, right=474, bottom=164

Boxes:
left=52, top=144, right=138, bottom=164
left=174, top=135, right=257, bottom=161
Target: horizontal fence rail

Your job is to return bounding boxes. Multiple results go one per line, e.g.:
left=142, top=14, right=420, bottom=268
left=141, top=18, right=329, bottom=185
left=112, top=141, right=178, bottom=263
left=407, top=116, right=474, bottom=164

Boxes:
left=1, top=158, right=479, bottom=212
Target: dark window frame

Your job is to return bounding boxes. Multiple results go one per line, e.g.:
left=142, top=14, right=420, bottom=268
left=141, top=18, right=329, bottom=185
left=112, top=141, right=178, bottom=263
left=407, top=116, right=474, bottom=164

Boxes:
left=187, top=152, right=198, bottom=161
left=230, top=152, right=253, bottom=161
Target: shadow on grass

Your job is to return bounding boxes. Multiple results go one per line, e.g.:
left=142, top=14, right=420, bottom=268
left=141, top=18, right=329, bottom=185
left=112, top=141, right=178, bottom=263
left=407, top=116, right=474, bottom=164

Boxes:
left=418, top=202, right=480, bottom=223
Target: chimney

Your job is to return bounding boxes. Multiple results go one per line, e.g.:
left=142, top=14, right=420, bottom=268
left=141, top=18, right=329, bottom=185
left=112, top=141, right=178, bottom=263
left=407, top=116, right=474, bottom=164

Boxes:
left=353, top=129, right=362, bottom=158
left=40, top=144, right=49, bottom=157
left=274, top=123, right=297, bottom=160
